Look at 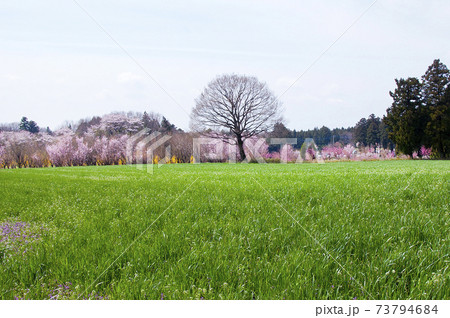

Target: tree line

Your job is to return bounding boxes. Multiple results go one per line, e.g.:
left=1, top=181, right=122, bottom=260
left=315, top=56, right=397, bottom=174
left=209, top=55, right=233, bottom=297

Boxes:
left=265, top=59, right=448, bottom=158
left=1, top=59, right=448, bottom=168
left=384, top=59, right=449, bottom=158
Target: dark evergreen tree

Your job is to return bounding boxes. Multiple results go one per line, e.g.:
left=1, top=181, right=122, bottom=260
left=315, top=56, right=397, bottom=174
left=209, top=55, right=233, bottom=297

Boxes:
left=365, top=114, right=380, bottom=146
left=422, top=59, right=449, bottom=107
left=421, top=59, right=450, bottom=157
left=28, top=121, right=40, bottom=133
left=378, top=121, right=391, bottom=149
left=269, top=122, right=291, bottom=152
left=19, top=117, right=30, bottom=131
left=366, top=121, right=379, bottom=146
left=160, top=116, right=175, bottom=133
left=427, top=85, right=450, bottom=158
left=19, top=116, right=39, bottom=134
left=384, top=77, right=425, bottom=156
left=353, top=118, right=368, bottom=146
left=317, top=126, right=332, bottom=146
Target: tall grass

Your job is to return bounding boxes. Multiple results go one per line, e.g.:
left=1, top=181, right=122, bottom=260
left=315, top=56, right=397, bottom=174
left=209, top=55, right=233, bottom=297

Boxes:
left=0, top=161, right=448, bottom=299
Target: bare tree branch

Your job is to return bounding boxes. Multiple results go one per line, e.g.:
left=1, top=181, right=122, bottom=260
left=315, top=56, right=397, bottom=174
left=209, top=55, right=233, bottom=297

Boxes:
left=190, top=74, right=282, bottom=160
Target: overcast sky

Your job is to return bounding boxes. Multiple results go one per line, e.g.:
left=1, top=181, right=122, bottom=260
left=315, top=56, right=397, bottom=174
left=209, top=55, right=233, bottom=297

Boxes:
left=1, top=0, right=449, bottom=131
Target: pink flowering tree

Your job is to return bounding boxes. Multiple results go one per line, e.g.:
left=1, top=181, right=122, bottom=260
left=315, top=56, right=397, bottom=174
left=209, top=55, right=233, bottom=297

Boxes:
left=419, top=145, right=432, bottom=159
left=0, top=142, right=6, bottom=168
left=0, top=131, right=50, bottom=167
left=73, top=137, right=89, bottom=166
left=46, top=130, right=77, bottom=166
left=105, top=135, right=128, bottom=164
left=280, top=144, right=298, bottom=163
left=243, top=137, right=269, bottom=163
left=90, top=113, right=144, bottom=137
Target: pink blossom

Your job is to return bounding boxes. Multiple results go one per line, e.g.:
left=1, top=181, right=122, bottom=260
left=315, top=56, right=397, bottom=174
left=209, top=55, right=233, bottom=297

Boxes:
left=419, top=145, right=432, bottom=159
left=280, top=144, right=298, bottom=162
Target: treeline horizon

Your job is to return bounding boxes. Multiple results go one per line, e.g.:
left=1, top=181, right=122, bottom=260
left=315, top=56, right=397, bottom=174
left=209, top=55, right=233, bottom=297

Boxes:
left=0, top=111, right=389, bottom=150
left=1, top=58, right=448, bottom=161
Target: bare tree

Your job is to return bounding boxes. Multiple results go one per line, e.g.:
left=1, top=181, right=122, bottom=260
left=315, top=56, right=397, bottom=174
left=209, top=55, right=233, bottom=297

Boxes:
left=170, top=132, right=193, bottom=163
left=190, top=74, right=282, bottom=161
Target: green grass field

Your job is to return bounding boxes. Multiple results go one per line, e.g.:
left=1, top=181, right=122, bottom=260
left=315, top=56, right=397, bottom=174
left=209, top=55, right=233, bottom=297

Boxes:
left=0, top=161, right=448, bottom=300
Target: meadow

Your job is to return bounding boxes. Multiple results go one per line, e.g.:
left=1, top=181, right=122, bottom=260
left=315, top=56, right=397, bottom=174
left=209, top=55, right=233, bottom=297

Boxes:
left=0, top=160, right=448, bottom=300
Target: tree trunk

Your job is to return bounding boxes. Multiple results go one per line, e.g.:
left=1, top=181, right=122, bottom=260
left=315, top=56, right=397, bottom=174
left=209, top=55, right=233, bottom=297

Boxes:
left=236, top=135, right=246, bottom=161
